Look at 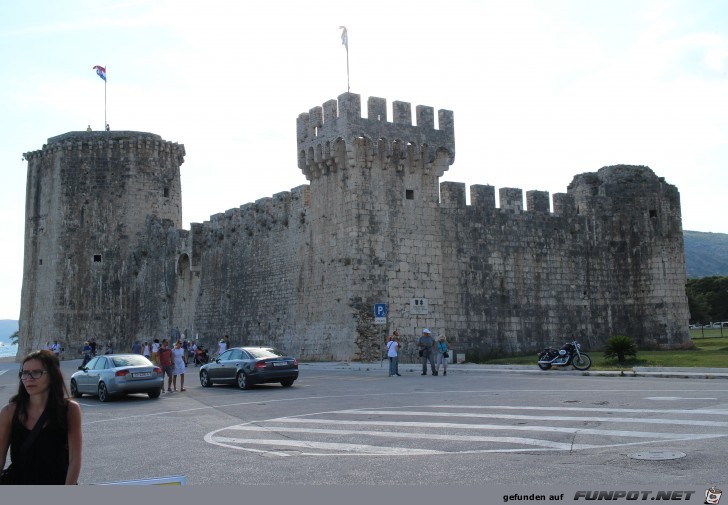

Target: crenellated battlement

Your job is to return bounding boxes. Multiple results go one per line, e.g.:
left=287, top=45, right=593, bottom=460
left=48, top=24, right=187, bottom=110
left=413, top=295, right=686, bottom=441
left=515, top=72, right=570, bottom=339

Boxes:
left=439, top=166, right=674, bottom=222
left=440, top=181, right=577, bottom=216
left=297, top=92, right=454, bottom=180
left=23, top=131, right=186, bottom=163
left=196, top=185, right=310, bottom=237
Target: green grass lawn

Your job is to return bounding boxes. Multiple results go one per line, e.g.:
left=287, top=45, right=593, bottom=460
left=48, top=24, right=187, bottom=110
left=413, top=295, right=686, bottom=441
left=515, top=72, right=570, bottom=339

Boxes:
left=480, top=336, right=728, bottom=370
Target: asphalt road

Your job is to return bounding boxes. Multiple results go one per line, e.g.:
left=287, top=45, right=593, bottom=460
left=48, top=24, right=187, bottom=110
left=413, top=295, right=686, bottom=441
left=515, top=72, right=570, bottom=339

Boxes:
left=1, top=359, right=727, bottom=487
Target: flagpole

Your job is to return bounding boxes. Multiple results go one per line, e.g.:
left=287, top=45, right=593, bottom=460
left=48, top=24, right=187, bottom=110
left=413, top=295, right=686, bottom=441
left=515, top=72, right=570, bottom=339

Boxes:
left=104, top=65, right=107, bottom=130
left=340, top=26, right=350, bottom=93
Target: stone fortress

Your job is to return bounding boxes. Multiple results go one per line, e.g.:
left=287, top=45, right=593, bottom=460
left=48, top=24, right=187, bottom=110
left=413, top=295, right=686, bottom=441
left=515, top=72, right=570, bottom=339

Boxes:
left=18, top=92, right=690, bottom=361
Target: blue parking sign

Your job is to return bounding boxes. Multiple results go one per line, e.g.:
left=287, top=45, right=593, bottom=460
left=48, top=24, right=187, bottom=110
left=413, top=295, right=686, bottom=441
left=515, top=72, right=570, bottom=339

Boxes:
left=374, top=304, right=387, bottom=325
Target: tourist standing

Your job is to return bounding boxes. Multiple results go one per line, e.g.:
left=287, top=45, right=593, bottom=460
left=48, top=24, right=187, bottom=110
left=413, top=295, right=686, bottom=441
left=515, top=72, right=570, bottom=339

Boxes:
left=151, top=339, right=160, bottom=365
left=157, top=340, right=174, bottom=393
left=81, top=341, right=92, bottom=367
left=418, top=328, right=437, bottom=375
left=172, top=341, right=187, bottom=392
left=142, top=341, right=151, bottom=360
left=217, top=338, right=227, bottom=357
left=436, top=335, right=449, bottom=376
left=386, top=330, right=401, bottom=377
left=51, top=340, right=61, bottom=359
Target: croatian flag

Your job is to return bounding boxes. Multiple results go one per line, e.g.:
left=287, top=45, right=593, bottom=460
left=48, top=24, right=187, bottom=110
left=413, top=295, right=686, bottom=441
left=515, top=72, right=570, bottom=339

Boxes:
left=93, top=65, right=106, bottom=81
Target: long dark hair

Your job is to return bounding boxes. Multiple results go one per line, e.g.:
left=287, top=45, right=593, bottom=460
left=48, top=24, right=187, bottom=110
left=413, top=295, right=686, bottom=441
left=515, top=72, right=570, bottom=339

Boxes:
left=11, top=349, right=69, bottom=429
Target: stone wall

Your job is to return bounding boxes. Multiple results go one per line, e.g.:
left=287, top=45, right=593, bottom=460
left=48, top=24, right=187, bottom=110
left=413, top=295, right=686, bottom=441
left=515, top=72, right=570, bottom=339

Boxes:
left=18, top=96, right=690, bottom=362
left=438, top=165, right=689, bottom=357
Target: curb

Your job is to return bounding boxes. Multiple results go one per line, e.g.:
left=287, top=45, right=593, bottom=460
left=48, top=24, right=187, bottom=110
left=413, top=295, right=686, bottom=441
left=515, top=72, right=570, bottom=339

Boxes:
left=297, top=362, right=728, bottom=379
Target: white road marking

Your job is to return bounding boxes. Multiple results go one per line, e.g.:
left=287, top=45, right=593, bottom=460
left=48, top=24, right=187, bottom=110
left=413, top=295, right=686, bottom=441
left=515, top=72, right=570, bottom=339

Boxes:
left=205, top=403, right=728, bottom=456
left=425, top=404, right=728, bottom=415
left=268, top=417, right=722, bottom=440
left=211, top=436, right=443, bottom=455
left=227, top=424, right=598, bottom=450
left=645, top=397, right=718, bottom=401
left=340, top=409, right=728, bottom=427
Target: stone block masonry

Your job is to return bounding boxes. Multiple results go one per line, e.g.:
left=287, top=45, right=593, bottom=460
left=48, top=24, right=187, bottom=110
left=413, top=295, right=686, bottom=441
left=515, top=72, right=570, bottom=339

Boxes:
left=17, top=96, right=690, bottom=361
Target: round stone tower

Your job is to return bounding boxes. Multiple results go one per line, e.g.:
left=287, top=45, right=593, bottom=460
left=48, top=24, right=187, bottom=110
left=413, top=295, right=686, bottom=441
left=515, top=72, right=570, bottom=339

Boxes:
left=19, top=131, right=185, bottom=358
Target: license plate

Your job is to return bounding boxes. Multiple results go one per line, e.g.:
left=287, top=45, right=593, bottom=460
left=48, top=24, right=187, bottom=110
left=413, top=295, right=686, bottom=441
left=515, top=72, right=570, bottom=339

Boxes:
left=133, top=372, right=152, bottom=377
left=272, top=362, right=288, bottom=367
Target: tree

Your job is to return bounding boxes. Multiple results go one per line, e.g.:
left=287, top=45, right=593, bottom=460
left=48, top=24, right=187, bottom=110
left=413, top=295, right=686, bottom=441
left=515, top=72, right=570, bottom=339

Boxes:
left=686, top=276, right=728, bottom=324
left=603, top=335, right=638, bottom=364
left=10, top=330, right=18, bottom=345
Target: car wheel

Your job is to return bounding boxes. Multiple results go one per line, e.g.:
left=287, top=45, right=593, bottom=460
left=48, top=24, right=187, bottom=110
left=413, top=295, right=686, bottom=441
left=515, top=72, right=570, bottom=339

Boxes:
left=280, top=379, right=294, bottom=388
left=70, top=379, right=82, bottom=398
left=200, top=370, right=213, bottom=387
left=237, top=371, right=252, bottom=390
left=148, top=389, right=161, bottom=399
left=98, top=382, right=111, bottom=402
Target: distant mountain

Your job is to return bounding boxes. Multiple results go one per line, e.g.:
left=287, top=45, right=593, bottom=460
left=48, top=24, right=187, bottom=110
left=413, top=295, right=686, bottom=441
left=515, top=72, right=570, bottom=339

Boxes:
left=684, top=230, right=728, bottom=278
left=0, top=319, right=18, bottom=342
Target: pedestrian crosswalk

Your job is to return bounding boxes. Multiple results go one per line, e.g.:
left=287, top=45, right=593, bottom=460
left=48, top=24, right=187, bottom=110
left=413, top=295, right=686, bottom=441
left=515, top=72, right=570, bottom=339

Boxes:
left=205, top=404, right=728, bottom=457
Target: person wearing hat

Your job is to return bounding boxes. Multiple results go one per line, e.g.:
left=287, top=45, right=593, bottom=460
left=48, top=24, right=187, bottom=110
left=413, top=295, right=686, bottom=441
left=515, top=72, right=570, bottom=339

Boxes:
left=386, top=330, right=401, bottom=377
left=418, top=328, right=437, bottom=375
left=436, top=335, right=449, bottom=376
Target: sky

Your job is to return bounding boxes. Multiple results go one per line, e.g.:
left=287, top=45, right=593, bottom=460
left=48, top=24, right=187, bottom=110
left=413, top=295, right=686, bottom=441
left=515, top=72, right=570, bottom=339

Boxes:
left=1, top=0, right=727, bottom=320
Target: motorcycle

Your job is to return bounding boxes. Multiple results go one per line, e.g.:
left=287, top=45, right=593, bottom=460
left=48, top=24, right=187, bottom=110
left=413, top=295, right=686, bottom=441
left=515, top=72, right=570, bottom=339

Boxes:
left=537, top=340, right=591, bottom=371
left=193, top=347, right=209, bottom=366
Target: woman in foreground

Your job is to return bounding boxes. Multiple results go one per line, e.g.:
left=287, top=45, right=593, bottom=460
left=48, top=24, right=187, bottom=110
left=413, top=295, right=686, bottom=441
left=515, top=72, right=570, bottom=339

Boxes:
left=0, top=349, right=82, bottom=485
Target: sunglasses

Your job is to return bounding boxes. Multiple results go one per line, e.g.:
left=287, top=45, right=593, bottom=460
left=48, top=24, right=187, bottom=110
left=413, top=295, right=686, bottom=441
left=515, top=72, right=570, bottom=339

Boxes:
left=19, top=369, right=48, bottom=380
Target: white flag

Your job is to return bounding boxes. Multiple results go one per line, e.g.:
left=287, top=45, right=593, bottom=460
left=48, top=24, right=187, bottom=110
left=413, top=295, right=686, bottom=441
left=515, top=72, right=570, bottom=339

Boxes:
left=339, top=26, right=348, bottom=50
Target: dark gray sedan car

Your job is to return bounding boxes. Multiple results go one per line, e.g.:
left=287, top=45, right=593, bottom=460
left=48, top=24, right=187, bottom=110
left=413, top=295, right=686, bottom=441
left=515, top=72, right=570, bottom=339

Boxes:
left=70, top=354, right=163, bottom=401
left=199, top=346, right=298, bottom=390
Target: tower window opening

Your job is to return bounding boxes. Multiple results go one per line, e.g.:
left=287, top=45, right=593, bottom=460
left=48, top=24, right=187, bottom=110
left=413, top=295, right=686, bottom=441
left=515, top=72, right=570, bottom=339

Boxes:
left=164, top=187, right=170, bottom=198
left=649, top=209, right=657, bottom=218
left=406, top=189, right=414, bottom=200
left=39, top=259, right=42, bottom=265
left=93, top=254, right=102, bottom=263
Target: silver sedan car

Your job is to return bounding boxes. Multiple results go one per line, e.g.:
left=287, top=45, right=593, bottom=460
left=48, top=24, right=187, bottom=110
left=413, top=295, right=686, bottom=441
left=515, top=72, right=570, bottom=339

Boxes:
left=70, top=354, right=163, bottom=401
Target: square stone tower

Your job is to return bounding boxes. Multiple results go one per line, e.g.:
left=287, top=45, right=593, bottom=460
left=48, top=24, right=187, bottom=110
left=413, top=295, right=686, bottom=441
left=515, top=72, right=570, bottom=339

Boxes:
left=296, top=93, right=455, bottom=359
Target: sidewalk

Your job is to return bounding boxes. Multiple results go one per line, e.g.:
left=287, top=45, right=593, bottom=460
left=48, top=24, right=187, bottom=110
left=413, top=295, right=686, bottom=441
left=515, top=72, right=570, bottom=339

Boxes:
left=297, top=361, right=728, bottom=379
left=4, top=356, right=728, bottom=380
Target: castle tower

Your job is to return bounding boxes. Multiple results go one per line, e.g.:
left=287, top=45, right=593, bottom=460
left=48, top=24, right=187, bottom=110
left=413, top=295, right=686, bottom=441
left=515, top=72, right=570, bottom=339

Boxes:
left=20, top=131, right=185, bottom=356
left=296, top=93, right=455, bottom=358
left=566, top=165, right=690, bottom=346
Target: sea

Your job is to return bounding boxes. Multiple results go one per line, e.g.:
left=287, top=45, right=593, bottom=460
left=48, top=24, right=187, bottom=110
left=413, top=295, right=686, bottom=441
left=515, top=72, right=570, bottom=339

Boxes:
left=0, top=343, right=18, bottom=358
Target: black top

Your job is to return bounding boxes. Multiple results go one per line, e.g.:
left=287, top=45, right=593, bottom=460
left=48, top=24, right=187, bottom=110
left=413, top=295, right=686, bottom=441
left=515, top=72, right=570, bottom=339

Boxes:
left=8, top=405, right=69, bottom=485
